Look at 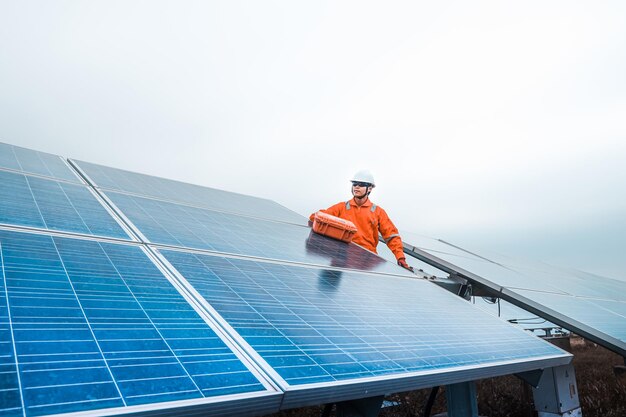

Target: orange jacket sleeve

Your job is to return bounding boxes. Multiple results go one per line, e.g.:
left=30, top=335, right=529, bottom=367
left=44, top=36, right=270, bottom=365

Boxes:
left=376, top=207, right=405, bottom=261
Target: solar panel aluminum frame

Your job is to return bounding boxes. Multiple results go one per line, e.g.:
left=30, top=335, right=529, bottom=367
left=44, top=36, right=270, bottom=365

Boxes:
left=277, top=354, right=570, bottom=409
left=54, top=154, right=85, bottom=184
left=84, top=183, right=148, bottom=243
left=67, top=157, right=122, bottom=192
left=50, top=391, right=283, bottom=417
left=67, top=158, right=155, bottom=206
left=63, top=158, right=146, bottom=243
left=151, top=249, right=572, bottom=411
left=79, top=181, right=139, bottom=241
left=0, top=223, right=142, bottom=248
left=402, top=242, right=626, bottom=358
left=0, top=160, right=84, bottom=185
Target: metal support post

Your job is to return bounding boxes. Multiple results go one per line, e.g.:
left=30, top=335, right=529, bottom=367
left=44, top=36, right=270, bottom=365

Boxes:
left=612, top=357, right=626, bottom=383
left=445, top=381, right=478, bottom=417
left=532, top=364, right=582, bottom=417
left=334, top=395, right=384, bottom=417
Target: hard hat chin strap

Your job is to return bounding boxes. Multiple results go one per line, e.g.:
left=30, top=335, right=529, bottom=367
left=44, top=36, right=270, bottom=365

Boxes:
left=351, top=186, right=372, bottom=201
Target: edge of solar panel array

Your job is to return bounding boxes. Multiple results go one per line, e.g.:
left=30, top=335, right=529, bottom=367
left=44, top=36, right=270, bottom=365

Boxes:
left=279, top=353, right=570, bottom=409
left=403, top=242, right=626, bottom=357
left=49, top=391, right=282, bottom=417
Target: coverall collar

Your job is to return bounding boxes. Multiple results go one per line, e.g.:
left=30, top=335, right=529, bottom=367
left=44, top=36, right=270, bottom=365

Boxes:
left=350, top=197, right=373, bottom=208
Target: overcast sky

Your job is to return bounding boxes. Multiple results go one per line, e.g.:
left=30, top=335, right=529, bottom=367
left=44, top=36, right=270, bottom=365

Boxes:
left=1, top=1, right=625, bottom=280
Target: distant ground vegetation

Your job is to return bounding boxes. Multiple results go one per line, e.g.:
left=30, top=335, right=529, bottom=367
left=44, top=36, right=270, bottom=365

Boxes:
left=269, top=336, right=626, bottom=417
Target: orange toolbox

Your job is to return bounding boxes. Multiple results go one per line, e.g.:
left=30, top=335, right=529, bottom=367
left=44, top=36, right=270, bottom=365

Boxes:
left=311, top=211, right=357, bottom=243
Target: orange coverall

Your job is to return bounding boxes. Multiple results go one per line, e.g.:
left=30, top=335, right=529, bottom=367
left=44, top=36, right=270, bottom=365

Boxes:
left=310, top=198, right=405, bottom=261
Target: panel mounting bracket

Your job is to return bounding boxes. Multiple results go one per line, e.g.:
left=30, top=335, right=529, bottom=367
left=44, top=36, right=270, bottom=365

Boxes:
left=515, top=369, right=544, bottom=388
left=334, top=395, right=385, bottom=417
left=532, top=364, right=582, bottom=417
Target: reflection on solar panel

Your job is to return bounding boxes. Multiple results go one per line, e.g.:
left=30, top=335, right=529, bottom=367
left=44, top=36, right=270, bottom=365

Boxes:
left=103, top=191, right=408, bottom=276
left=0, top=170, right=130, bottom=240
left=157, top=248, right=570, bottom=406
left=0, top=142, right=81, bottom=183
left=72, top=159, right=306, bottom=224
left=401, top=233, right=626, bottom=356
left=0, top=230, right=279, bottom=417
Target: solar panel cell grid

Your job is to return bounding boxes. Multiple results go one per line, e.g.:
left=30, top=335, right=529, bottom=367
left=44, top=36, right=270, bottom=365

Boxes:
left=505, top=264, right=626, bottom=302
left=400, top=232, right=491, bottom=262
left=73, top=159, right=306, bottom=225
left=159, top=249, right=568, bottom=388
left=0, top=170, right=46, bottom=229
left=0, top=142, right=80, bottom=183
left=0, top=230, right=269, bottom=417
left=0, top=170, right=130, bottom=240
left=0, top=142, right=21, bottom=171
left=513, top=289, right=626, bottom=342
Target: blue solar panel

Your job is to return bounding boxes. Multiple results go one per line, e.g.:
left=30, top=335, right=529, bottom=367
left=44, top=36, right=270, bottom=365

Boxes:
left=401, top=235, right=626, bottom=355
left=409, top=235, right=626, bottom=304
left=72, top=159, right=307, bottom=225
left=0, top=142, right=81, bottom=183
left=157, top=248, right=570, bottom=399
left=0, top=144, right=576, bottom=413
left=0, top=230, right=278, bottom=417
left=400, top=231, right=488, bottom=261
left=0, top=170, right=130, bottom=240
left=512, top=290, right=626, bottom=341
left=378, top=238, right=561, bottom=331
left=105, top=191, right=409, bottom=276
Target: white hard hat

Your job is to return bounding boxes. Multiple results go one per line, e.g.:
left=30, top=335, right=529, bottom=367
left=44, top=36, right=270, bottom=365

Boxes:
left=351, top=170, right=376, bottom=187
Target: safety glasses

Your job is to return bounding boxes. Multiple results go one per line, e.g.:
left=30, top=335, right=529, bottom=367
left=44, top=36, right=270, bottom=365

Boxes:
left=352, top=182, right=371, bottom=188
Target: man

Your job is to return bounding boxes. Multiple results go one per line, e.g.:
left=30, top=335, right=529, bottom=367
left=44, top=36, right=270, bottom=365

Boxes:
left=310, top=170, right=414, bottom=272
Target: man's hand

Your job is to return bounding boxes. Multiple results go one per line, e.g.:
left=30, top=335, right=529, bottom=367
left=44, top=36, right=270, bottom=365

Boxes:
left=398, top=258, right=414, bottom=272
